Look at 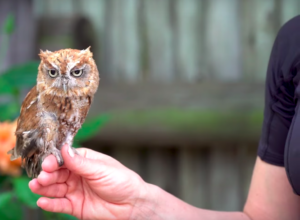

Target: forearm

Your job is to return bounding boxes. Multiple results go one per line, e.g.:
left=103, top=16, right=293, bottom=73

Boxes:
left=133, top=183, right=251, bottom=220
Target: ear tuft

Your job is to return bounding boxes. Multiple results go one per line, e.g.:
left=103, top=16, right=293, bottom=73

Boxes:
left=38, top=49, right=52, bottom=60
left=84, top=46, right=91, bottom=52
left=80, top=46, right=93, bottom=57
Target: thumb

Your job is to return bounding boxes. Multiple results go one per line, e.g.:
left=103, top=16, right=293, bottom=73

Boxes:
left=61, top=144, right=101, bottom=178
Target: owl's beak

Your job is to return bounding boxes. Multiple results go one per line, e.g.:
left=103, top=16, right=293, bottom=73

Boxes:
left=63, top=84, right=68, bottom=93
left=61, top=77, right=69, bottom=93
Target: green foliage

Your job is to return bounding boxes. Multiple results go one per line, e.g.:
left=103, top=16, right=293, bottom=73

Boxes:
left=0, top=61, right=40, bottom=88
left=0, top=102, right=20, bottom=121
left=12, top=177, right=41, bottom=208
left=0, top=192, right=22, bottom=220
left=43, top=212, right=78, bottom=220
left=0, top=13, right=108, bottom=220
left=75, top=114, right=109, bottom=142
left=2, top=14, right=15, bottom=35
left=0, top=78, right=15, bottom=95
left=0, top=176, right=7, bottom=186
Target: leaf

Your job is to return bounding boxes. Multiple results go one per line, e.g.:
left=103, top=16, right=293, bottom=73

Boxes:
left=12, top=176, right=41, bottom=209
left=72, top=142, right=82, bottom=149
left=57, top=213, right=78, bottom=220
left=43, top=211, right=78, bottom=220
left=0, top=102, right=20, bottom=121
left=0, top=61, right=39, bottom=88
left=0, top=79, right=14, bottom=95
left=2, top=14, right=15, bottom=35
left=0, top=192, right=23, bottom=220
left=0, top=175, right=7, bottom=186
left=74, top=115, right=109, bottom=142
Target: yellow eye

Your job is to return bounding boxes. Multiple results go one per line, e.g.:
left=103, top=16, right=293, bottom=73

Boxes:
left=48, top=69, right=58, bottom=78
left=71, top=69, right=83, bottom=77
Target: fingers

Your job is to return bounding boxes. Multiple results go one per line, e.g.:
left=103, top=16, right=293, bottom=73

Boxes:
left=37, top=197, right=72, bottom=214
left=42, top=154, right=62, bottom=172
left=61, top=144, right=104, bottom=179
left=29, top=179, right=67, bottom=198
left=37, top=170, right=70, bottom=186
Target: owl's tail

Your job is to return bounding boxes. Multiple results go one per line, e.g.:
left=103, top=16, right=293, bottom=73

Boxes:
left=24, top=153, right=42, bottom=178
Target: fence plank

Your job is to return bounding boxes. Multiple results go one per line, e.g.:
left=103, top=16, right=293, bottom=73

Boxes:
left=0, top=0, right=36, bottom=72
left=143, top=0, right=174, bottom=81
left=242, top=0, right=278, bottom=82
left=103, top=0, right=140, bottom=82
left=179, top=148, right=209, bottom=208
left=111, top=147, right=142, bottom=175
left=175, top=0, right=203, bottom=82
left=209, top=146, right=242, bottom=211
left=205, top=0, right=241, bottom=81
left=44, top=0, right=74, bottom=15
left=146, top=148, right=179, bottom=196
left=115, top=0, right=140, bottom=82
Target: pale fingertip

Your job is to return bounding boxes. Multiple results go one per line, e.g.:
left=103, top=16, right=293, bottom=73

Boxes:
left=68, top=145, right=74, bottom=158
left=37, top=197, right=48, bottom=208
left=29, top=179, right=38, bottom=189
left=28, top=179, right=34, bottom=189
left=42, top=155, right=57, bottom=171
left=37, top=171, right=45, bottom=179
left=37, top=171, right=48, bottom=186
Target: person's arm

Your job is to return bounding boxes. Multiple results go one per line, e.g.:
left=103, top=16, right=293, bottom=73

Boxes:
left=244, top=157, right=300, bottom=220
left=134, top=183, right=249, bottom=220
left=30, top=145, right=300, bottom=220
left=131, top=157, right=300, bottom=220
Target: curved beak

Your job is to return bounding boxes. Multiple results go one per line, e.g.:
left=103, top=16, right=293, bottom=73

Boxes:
left=63, top=84, right=68, bottom=93
left=61, top=77, right=69, bottom=93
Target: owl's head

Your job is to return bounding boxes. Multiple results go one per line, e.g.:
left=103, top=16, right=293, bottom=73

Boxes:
left=37, top=47, right=99, bottom=97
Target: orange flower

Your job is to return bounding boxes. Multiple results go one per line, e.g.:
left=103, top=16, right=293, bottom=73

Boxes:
left=0, top=120, right=21, bottom=176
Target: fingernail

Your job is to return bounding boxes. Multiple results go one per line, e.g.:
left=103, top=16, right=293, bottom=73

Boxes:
left=68, top=145, right=74, bottom=157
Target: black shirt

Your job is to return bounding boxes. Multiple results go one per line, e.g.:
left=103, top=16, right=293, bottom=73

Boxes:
left=257, top=15, right=300, bottom=195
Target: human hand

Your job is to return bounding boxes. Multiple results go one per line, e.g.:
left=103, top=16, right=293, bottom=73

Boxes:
left=29, top=144, right=154, bottom=220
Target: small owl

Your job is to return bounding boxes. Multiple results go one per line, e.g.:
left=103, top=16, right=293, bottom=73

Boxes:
left=8, top=47, right=99, bottom=178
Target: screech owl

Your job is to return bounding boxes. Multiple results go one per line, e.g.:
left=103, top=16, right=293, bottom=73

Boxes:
left=8, top=47, right=99, bottom=178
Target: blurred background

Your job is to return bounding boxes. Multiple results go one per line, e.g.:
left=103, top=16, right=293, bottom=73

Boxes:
left=0, top=0, right=299, bottom=219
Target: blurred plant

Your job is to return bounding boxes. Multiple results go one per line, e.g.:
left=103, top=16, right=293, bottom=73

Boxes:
left=0, top=14, right=108, bottom=220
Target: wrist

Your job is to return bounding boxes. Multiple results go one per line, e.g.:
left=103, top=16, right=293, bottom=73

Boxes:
left=130, top=183, right=160, bottom=220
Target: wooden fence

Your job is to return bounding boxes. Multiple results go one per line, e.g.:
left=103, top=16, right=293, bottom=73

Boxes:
left=33, top=0, right=300, bottom=83
left=1, top=0, right=300, bottom=217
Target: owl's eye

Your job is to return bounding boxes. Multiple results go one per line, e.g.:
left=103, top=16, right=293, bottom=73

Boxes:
left=71, top=69, right=83, bottom=77
left=48, top=70, right=58, bottom=78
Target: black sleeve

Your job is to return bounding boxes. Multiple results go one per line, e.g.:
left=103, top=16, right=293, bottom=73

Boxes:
left=284, top=80, right=300, bottom=195
left=257, top=69, right=297, bottom=167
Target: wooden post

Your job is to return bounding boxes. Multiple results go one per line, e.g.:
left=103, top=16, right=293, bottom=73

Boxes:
left=174, top=0, right=203, bottom=82
left=143, top=0, right=175, bottom=82
left=205, top=0, right=241, bottom=81
left=0, top=0, right=36, bottom=72
left=241, top=0, right=278, bottom=82
left=209, top=146, right=242, bottom=211
left=178, top=147, right=210, bottom=208
left=111, top=146, right=143, bottom=175
left=103, top=0, right=140, bottom=82
left=145, top=148, right=179, bottom=197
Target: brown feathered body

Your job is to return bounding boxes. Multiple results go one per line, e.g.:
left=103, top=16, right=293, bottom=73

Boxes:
left=8, top=48, right=99, bottom=178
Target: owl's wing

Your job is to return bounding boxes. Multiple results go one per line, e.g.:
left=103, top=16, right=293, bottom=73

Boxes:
left=8, top=86, right=40, bottom=160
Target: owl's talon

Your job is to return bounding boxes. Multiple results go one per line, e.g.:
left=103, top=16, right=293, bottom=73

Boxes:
left=50, top=148, right=64, bottom=167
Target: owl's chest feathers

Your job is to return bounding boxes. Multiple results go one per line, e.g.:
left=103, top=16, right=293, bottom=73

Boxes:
left=38, top=94, right=90, bottom=130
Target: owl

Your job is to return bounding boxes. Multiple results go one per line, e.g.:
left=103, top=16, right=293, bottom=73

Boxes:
left=8, top=47, right=99, bottom=178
